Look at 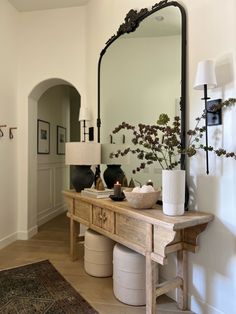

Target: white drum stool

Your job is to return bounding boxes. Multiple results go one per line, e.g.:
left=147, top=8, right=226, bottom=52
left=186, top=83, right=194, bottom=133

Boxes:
left=113, top=243, right=146, bottom=306
left=84, top=229, right=115, bottom=277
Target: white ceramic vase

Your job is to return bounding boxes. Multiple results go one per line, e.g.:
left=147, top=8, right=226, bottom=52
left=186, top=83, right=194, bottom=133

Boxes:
left=162, top=169, right=186, bottom=216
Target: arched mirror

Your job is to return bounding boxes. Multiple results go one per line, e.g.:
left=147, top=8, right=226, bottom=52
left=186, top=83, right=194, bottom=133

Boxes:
left=97, top=0, right=186, bottom=188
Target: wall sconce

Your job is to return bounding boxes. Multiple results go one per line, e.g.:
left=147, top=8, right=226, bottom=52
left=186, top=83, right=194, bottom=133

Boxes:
left=194, top=60, right=217, bottom=174
left=65, top=142, right=101, bottom=192
left=78, top=107, right=91, bottom=142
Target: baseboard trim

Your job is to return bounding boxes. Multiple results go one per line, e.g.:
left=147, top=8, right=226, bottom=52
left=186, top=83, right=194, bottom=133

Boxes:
left=17, top=225, right=38, bottom=240
left=0, top=232, right=18, bottom=250
left=38, top=206, right=67, bottom=227
left=189, top=295, right=225, bottom=314
left=160, top=276, right=224, bottom=314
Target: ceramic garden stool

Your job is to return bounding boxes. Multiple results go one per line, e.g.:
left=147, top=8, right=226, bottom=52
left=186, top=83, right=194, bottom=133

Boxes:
left=113, top=243, right=146, bottom=306
left=84, top=229, right=115, bottom=277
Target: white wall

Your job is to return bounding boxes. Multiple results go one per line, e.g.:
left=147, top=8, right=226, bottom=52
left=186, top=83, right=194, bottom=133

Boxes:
left=0, top=1, right=19, bottom=248
left=37, top=85, right=70, bottom=225
left=86, top=1, right=236, bottom=313
left=16, top=6, right=87, bottom=235
left=0, top=2, right=87, bottom=243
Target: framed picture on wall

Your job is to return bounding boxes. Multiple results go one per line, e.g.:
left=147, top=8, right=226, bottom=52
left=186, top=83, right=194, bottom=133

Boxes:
left=57, top=125, right=66, bottom=155
left=37, top=119, right=50, bottom=154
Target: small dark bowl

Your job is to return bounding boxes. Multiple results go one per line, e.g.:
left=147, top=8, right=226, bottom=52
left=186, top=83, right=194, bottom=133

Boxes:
left=109, top=192, right=125, bottom=202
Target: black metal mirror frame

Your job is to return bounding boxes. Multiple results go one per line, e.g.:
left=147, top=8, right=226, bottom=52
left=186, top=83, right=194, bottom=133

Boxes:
left=97, top=0, right=187, bottom=169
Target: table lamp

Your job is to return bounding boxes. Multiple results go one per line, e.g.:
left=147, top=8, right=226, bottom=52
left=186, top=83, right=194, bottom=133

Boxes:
left=101, top=143, right=130, bottom=188
left=66, top=142, right=101, bottom=192
left=194, top=60, right=217, bottom=174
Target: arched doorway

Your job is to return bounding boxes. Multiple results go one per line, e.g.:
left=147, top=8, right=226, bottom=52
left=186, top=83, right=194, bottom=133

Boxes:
left=28, top=78, right=80, bottom=234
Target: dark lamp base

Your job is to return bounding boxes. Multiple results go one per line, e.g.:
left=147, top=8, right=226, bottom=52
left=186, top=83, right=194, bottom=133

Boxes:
left=103, top=165, right=125, bottom=189
left=72, top=165, right=94, bottom=192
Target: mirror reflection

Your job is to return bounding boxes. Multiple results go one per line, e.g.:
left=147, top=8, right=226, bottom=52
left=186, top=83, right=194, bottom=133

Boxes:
left=100, top=5, right=184, bottom=188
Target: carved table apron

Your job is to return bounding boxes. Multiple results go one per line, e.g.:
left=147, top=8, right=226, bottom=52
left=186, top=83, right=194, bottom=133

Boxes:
left=63, top=190, right=213, bottom=314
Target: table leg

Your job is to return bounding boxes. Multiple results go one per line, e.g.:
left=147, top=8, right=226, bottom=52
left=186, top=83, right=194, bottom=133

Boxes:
left=70, top=217, right=80, bottom=261
left=146, top=224, right=156, bottom=314
left=177, top=250, right=188, bottom=310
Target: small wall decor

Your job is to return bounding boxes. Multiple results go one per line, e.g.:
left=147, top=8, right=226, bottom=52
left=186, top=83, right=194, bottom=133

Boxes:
left=0, top=125, right=7, bottom=137
left=9, top=127, right=17, bottom=139
left=37, top=119, right=50, bottom=154
left=57, top=125, right=66, bottom=155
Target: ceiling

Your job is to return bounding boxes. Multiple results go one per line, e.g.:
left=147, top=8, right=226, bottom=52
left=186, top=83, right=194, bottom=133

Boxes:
left=8, top=0, right=90, bottom=12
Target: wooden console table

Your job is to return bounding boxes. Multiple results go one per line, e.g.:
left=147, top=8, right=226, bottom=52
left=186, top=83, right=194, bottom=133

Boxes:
left=63, top=190, right=213, bottom=314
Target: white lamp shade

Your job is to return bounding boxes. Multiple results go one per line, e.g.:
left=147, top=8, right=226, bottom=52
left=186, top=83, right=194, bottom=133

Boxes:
left=78, top=106, right=91, bottom=121
left=65, top=142, right=101, bottom=165
left=194, top=60, right=217, bottom=90
left=101, top=144, right=130, bottom=165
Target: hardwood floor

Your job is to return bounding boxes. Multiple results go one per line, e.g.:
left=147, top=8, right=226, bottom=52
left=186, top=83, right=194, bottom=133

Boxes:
left=0, top=213, right=194, bottom=314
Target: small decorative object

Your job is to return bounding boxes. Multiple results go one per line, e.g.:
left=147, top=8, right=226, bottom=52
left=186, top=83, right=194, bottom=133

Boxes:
left=94, top=165, right=101, bottom=187
left=122, top=174, right=128, bottom=187
left=128, top=178, right=135, bottom=188
left=81, top=188, right=113, bottom=199
left=65, top=142, right=101, bottom=192
left=113, top=181, right=122, bottom=197
left=146, top=179, right=153, bottom=186
left=109, top=193, right=125, bottom=202
left=57, top=125, right=66, bottom=155
left=124, top=186, right=161, bottom=209
left=162, top=169, right=185, bottom=216
left=37, top=119, right=50, bottom=154
left=95, top=177, right=105, bottom=191
left=110, top=181, right=125, bottom=202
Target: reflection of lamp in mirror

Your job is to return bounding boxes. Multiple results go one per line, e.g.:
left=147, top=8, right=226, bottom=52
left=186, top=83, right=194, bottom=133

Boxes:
left=65, top=142, right=101, bottom=192
left=101, top=144, right=130, bottom=189
left=78, top=107, right=91, bottom=142
left=194, top=60, right=217, bottom=175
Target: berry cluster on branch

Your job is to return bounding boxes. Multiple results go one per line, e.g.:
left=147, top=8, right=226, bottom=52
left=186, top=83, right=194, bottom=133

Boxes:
left=110, top=98, right=236, bottom=173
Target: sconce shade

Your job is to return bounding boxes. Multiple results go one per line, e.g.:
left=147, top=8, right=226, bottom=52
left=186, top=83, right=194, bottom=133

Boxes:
left=65, top=142, right=101, bottom=192
left=78, top=106, right=91, bottom=121
left=101, top=144, right=130, bottom=165
left=65, top=142, right=101, bottom=165
left=194, top=60, right=217, bottom=90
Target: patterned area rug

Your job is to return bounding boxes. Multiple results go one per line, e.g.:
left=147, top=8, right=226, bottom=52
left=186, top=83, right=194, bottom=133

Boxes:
left=0, top=260, right=99, bottom=314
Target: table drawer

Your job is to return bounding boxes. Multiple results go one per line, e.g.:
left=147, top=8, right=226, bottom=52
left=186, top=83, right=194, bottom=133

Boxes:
left=92, top=206, right=102, bottom=228
left=102, top=208, right=115, bottom=233
left=74, top=199, right=92, bottom=222
left=92, top=206, right=115, bottom=233
left=115, top=214, right=147, bottom=248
